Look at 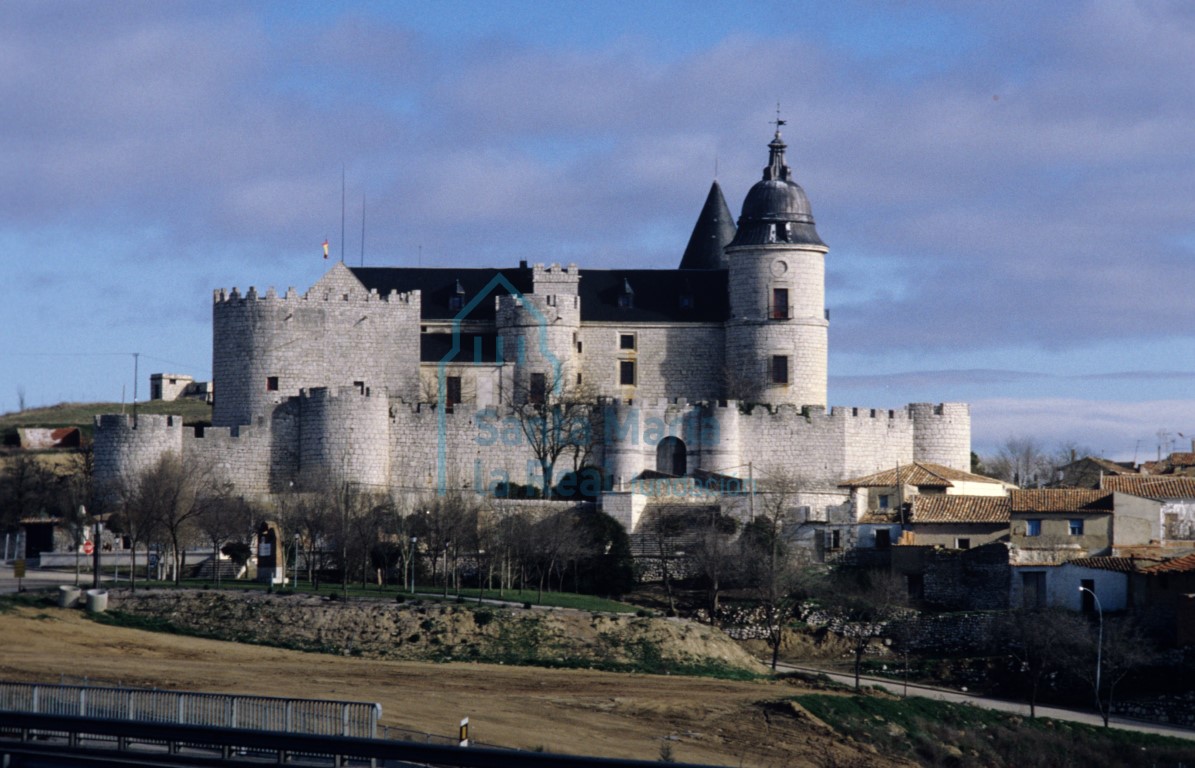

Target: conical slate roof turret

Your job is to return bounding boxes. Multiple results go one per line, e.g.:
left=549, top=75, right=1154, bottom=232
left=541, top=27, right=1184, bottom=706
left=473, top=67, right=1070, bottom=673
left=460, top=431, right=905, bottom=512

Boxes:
left=679, top=181, right=736, bottom=270
left=729, top=129, right=825, bottom=248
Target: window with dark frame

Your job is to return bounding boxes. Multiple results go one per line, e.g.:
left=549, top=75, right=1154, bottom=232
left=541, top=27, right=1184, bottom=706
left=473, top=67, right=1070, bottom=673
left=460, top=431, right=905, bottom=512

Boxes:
left=1026, top=519, right=1042, bottom=537
left=1069, top=519, right=1084, bottom=536
left=529, top=373, right=546, bottom=404
left=957, top=538, right=971, bottom=550
left=771, top=287, right=789, bottom=320
left=771, top=354, right=789, bottom=384
left=619, top=360, right=635, bottom=386
left=445, top=376, right=461, bottom=412
left=619, top=333, right=636, bottom=350
left=266, top=376, right=279, bottom=392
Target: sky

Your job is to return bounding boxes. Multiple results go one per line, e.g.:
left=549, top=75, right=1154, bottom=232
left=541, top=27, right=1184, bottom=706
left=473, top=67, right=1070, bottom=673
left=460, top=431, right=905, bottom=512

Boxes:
left=2, top=0, right=1194, bottom=463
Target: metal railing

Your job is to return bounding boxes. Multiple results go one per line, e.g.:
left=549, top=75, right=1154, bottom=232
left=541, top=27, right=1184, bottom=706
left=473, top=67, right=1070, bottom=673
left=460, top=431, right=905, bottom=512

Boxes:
left=0, top=681, right=380, bottom=738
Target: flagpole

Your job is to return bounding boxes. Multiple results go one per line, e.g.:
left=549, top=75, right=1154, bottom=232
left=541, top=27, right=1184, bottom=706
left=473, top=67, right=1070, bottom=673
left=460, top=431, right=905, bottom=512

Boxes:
left=360, top=194, right=366, bottom=267
left=340, top=165, right=346, bottom=264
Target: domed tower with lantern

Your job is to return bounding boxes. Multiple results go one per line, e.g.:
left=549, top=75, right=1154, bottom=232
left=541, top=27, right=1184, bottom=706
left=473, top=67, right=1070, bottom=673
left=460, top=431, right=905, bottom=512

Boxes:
left=725, top=123, right=828, bottom=408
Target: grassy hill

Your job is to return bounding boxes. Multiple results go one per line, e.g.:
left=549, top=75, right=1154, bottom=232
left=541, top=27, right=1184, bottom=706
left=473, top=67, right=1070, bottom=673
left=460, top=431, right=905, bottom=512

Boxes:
left=0, top=400, right=212, bottom=445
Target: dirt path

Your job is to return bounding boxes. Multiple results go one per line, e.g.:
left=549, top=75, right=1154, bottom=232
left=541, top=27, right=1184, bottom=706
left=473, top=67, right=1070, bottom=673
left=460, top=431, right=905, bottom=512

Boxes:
left=0, top=604, right=905, bottom=767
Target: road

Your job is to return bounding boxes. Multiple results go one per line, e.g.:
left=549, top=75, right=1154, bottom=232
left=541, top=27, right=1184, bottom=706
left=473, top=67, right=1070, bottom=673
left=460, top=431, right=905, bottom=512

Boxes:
left=775, top=661, right=1195, bottom=741
left=0, top=562, right=112, bottom=594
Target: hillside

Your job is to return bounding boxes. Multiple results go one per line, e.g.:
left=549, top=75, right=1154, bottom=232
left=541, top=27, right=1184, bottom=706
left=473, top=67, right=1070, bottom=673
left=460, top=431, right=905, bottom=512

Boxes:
left=0, top=594, right=908, bottom=767
left=0, top=399, right=211, bottom=444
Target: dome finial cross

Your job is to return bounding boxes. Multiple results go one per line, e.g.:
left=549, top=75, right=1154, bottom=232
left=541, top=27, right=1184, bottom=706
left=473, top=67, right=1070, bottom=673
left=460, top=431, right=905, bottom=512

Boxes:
left=772, top=102, right=786, bottom=137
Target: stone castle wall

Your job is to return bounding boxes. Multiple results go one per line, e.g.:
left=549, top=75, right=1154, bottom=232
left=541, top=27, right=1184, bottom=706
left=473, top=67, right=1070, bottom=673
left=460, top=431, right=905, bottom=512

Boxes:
left=212, top=267, right=421, bottom=429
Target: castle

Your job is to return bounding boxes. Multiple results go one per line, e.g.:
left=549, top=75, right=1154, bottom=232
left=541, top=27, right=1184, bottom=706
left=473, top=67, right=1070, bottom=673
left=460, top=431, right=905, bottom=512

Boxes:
left=94, top=130, right=971, bottom=531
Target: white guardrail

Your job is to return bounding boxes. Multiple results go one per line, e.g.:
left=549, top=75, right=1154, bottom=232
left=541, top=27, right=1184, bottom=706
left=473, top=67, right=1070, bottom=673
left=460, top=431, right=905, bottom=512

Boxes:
left=0, top=681, right=380, bottom=738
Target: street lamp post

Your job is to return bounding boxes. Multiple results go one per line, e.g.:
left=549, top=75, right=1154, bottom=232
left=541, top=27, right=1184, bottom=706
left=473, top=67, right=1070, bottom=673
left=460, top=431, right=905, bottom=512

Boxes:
left=293, top=533, right=300, bottom=589
left=1078, top=585, right=1104, bottom=719
left=409, top=536, right=417, bottom=593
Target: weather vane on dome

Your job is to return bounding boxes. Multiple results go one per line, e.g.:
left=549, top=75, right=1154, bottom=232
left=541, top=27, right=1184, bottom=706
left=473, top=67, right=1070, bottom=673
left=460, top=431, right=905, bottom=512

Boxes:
left=772, top=102, right=786, bottom=135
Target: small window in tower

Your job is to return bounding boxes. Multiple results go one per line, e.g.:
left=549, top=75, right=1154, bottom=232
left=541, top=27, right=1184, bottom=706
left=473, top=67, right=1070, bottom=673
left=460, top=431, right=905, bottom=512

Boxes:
left=529, top=373, right=546, bottom=405
left=771, top=355, right=789, bottom=385
left=618, top=277, right=635, bottom=308
left=446, top=376, right=462, bottom=413
left=266, top=376, right=279, bottom=392
left=576, top=372, right=583, bottom=386
left=619, top=360, right=636, bottom=386
left=771, top=288, right=790, bottom=320
left=620, top=333, right=636, bottom=351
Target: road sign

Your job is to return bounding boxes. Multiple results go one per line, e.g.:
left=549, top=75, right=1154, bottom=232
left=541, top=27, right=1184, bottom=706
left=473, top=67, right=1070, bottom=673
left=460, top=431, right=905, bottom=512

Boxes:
left=13, top=559, right=25, bottom=579
left=83, top=541, right=95, bottom=555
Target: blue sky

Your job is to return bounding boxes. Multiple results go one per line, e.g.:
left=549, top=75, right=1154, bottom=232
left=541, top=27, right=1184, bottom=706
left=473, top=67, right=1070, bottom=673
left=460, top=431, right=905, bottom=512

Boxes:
left=2, top=0, right=1194, bottom=462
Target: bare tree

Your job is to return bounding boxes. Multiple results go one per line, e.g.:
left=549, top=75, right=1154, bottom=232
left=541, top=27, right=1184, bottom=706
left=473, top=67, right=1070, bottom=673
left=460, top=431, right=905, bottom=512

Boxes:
left=643, top=506, right=687, bottom=615
left=983, top=436, right=1055, bottom=487
left=688, top=508, right=739, bottom=623
left=195, top=490, right=255, bottom=588
left=507, top=368, right=597, bottom=497
left=997, top=607, right=1088, bottom=718
left=741, top=474, right=817, bottom=669
left=823, top=567, right=909, bottom=690
left=1073, top=616, right=1157, bottom=727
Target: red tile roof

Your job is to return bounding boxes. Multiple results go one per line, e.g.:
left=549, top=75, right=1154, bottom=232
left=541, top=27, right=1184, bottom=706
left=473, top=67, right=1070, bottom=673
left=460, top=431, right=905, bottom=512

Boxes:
left=1010, top=489, right=1113, bottom=513
left=1067, top=556, right=1160, bottom=573
left=1144, top=553, right=1195, bottom=574
left=911, top=495, right=1010, bottom=524
left=839, top=462, right=1004, bottom=489
left=1101, top=476, right=1195, bottom=499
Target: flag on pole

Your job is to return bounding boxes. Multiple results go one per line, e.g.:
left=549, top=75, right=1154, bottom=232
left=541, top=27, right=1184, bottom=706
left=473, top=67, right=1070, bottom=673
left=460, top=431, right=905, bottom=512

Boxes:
left=322, top=239, right=329, bottom=259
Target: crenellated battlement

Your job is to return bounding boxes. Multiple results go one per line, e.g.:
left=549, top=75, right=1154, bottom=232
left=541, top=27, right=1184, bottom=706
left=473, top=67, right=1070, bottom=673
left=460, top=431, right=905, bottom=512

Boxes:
left=213, top=285, right=418, bottom=305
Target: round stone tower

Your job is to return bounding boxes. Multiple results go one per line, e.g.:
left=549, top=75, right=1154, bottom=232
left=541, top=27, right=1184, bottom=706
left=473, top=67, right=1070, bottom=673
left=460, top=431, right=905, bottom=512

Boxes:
left=495, top=264, right=581, bottom=404
left=725, top=129, right=828, bottom=408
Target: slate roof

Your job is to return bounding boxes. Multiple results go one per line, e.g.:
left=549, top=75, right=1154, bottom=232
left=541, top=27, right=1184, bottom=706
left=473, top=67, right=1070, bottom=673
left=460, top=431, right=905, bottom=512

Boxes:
left=839, top=462, right=1004, bottom=489
left=1009, top=489, right=1114, bottom=513
left=679, top=181, right=735, bottom=270
left=1100, top=476, right=1195, bottom=499
left=349, top=266, right=729, bottom=324
left=910, top=495, right=1011, bottom=524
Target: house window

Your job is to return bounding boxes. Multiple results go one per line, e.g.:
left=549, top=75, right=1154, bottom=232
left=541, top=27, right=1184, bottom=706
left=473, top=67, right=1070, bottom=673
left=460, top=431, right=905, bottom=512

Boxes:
left=1069, top=519, right=1084, bottom=536
left=771, top=355, right=789, bottom=384
left=771, top=288, right=789, bottom=320
left=619, top=360, right=636, bottom=386
left=1025, top=519, right=1041, bottom=537
left=956, top=538, right=971, bottom=550
left=825, top=529, right=841, bottom=550
left=266, top=376, right=279, bottom=392
left=878, top=494, right=891, bottom=510
left=445, top=376, right=461, bottom=412
left=619, top=333, right=636, bottom=351
left=529, top=373, right=546, bottom=405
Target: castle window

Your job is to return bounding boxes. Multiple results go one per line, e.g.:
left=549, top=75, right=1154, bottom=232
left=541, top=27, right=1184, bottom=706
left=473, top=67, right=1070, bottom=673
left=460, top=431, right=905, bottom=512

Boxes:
left=266, top=376, right=279, bottom=392
left=618, top=278, right=634, bottom=308
left=770, top=355, right=789, bottom=384
left=576, top=372, right=583, bottom=386
left=529, top=373, right=546, bottom=405
left=619, top=360, right=636, bottom=386
left=770, top=288, right=790, bottom=320
left=619, top=333, right=636, bottom=351
left=446, top=376, right=461, bottom=412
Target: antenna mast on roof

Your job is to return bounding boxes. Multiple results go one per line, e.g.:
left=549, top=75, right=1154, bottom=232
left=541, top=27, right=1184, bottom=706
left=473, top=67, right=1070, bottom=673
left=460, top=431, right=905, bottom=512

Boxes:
left=340, top=165, right=346, bottom=264
left=360, top=194, right=366, bottom=267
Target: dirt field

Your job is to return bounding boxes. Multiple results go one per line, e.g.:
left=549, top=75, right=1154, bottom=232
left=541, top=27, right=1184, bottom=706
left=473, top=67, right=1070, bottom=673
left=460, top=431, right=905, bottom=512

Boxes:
left=0, top=603, right=905, bottom=767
